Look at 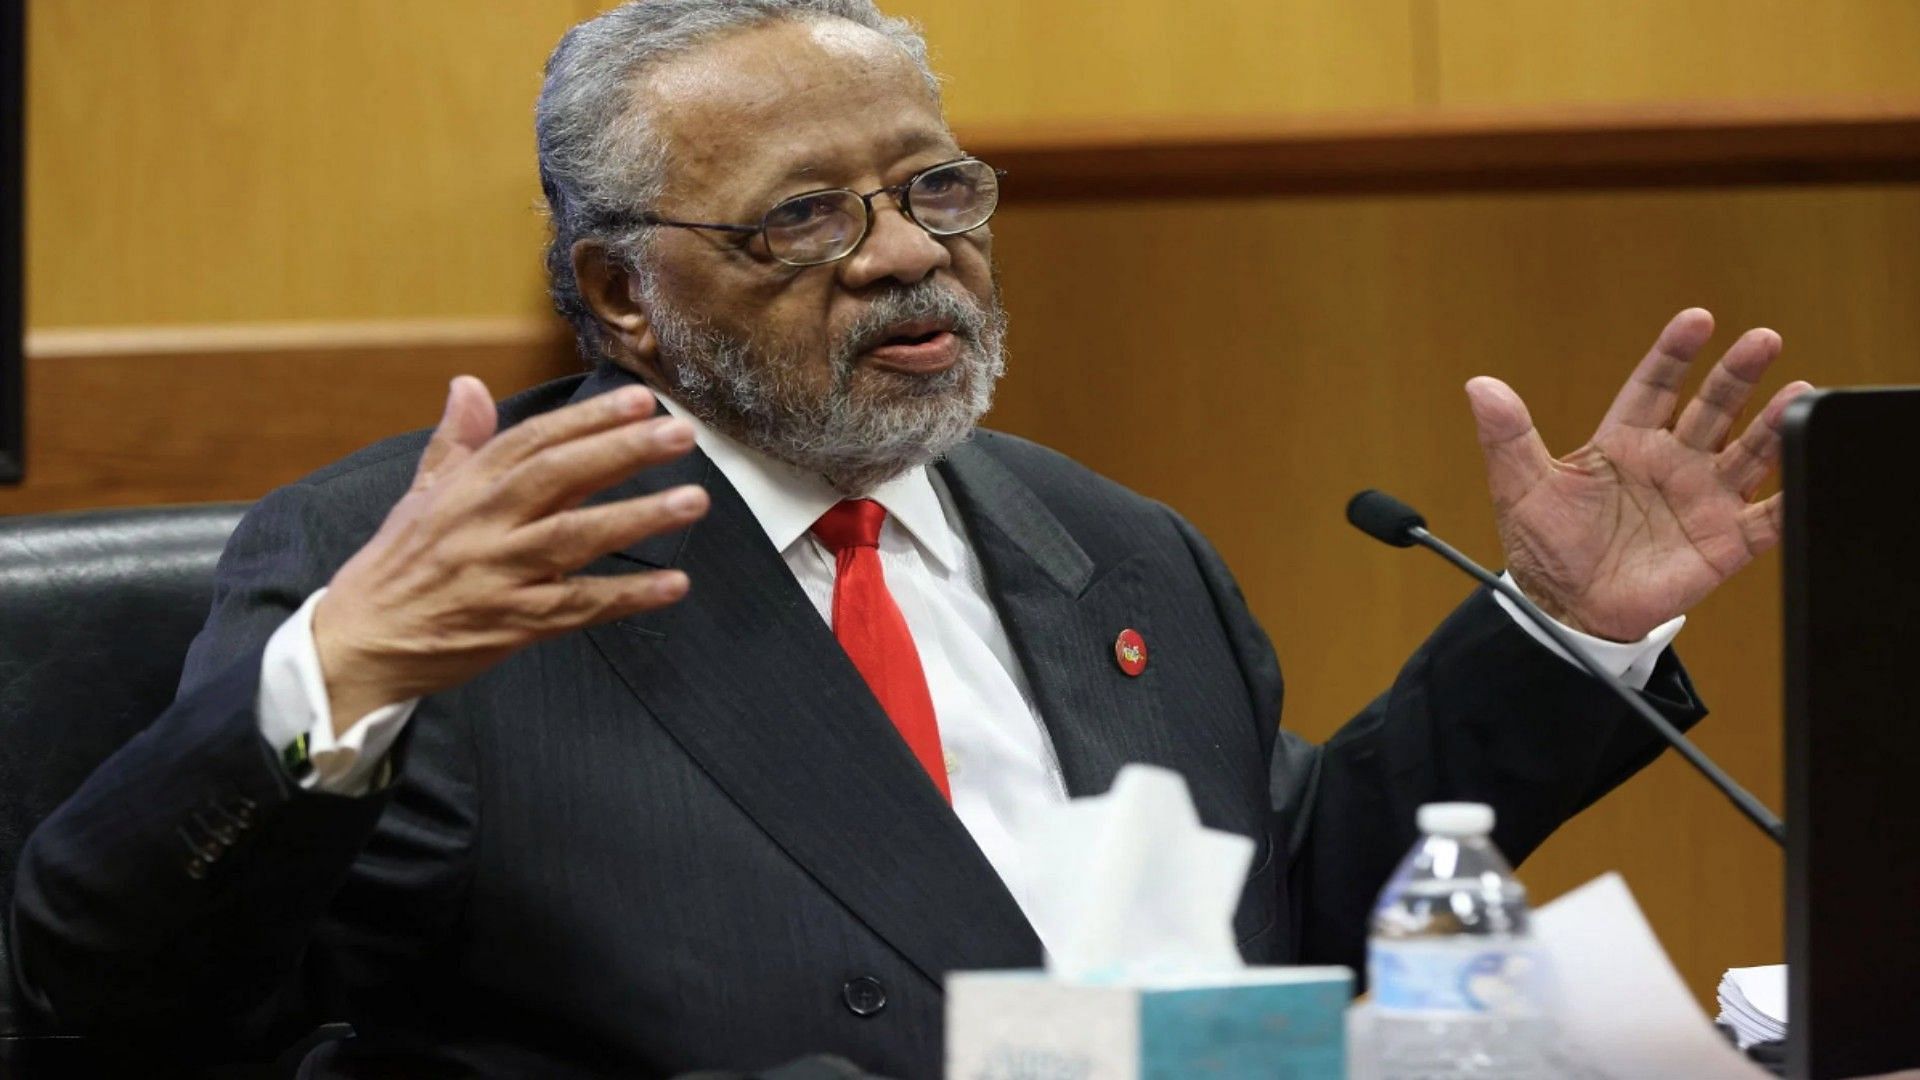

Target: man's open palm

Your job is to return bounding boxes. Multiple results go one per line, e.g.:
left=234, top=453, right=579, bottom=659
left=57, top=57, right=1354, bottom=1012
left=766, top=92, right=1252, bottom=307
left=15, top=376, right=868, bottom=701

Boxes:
left=1467, top=308, right=1813, bottom=642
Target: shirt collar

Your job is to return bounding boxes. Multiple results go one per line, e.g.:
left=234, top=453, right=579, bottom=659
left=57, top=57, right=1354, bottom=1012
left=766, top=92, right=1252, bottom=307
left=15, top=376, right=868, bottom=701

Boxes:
left=655, top=391, right=961, bottom=571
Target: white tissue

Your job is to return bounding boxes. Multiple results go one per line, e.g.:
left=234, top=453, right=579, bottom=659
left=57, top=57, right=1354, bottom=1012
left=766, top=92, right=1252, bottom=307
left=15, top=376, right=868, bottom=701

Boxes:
left=1023, top=764, right=1255, bottom=983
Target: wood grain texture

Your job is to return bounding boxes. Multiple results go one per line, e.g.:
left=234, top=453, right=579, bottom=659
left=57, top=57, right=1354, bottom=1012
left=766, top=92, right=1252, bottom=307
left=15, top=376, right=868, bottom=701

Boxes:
left=982, top=184, right=1920, bottom=1004
left=0, top=320, right=578, bottom=514
left=31, top=0, right=1920, bottom=330
left=809, top=0, right=1422, bottom=124
left=26, top=0, right=581, bottom=329
left=962, top=101, right=1920, bottom=200
left=1431, top=0, right=1920, bottom=107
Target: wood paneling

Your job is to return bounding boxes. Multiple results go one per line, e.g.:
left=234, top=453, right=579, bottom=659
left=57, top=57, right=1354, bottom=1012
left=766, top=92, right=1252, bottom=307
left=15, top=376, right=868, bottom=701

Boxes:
left=10, top=187, right=1917, bottom=1011
left=17, top=0, right=1920, bottom=1019
left=32, top=1, right=1920, bottom=330
left=26, top=0, right=1421, bottom=332
left=1432, top=0, right=1920, bottom=107
left=890, top=0, right=1421, bottom=124
left=983, top=183, right=1920, bottom=1004
left=26, top=0, right=582, bottom=329
left=0, top=320, right=578, bottom=515
left=964, top=101, right=1920, bottom=200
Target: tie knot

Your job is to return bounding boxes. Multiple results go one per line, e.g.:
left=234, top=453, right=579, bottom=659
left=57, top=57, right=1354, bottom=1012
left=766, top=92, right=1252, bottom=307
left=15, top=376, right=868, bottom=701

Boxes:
left=812, top=499, right=887, bottom=553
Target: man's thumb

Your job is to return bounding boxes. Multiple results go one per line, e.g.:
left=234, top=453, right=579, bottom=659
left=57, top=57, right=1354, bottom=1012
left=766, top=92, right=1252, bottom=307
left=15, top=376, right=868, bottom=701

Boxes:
left=1465, top=376, right=1552, bottom=509
left=415, top=376, right=498, bottom=485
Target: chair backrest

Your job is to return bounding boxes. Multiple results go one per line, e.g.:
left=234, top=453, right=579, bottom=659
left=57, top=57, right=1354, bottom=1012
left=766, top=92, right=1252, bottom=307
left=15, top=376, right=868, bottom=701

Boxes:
left=0, top=502, right=248, bottom=1034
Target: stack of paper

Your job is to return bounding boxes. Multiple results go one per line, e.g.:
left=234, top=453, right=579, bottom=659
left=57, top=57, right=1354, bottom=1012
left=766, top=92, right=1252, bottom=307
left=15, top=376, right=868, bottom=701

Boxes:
left=1716, top=965, right=1788, bottom=1049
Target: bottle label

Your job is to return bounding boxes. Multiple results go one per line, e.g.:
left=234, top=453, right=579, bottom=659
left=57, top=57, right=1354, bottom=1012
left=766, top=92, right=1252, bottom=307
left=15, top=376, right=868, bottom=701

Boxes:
left=1368, top=938, right=1543, bottom=1015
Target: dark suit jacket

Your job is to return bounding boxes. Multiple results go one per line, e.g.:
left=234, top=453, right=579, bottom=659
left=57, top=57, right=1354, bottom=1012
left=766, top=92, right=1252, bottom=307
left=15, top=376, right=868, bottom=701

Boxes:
left=9, top=364, right=1704, bottom=1077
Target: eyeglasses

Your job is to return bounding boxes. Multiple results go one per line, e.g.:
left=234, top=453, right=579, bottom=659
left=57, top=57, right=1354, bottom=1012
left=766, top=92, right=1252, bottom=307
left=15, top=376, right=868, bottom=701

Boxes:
left=632, top=157, right=1005, bottom=268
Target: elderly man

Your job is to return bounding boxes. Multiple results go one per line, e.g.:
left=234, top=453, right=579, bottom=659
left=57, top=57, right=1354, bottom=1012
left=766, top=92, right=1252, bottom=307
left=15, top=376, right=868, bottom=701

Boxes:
left=11, top=0, right=1804, bottom=1076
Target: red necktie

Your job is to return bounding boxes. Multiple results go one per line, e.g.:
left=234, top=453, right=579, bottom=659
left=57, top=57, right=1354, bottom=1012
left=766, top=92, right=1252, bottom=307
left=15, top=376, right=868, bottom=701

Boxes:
left=812, top=499, right=950, bottom=802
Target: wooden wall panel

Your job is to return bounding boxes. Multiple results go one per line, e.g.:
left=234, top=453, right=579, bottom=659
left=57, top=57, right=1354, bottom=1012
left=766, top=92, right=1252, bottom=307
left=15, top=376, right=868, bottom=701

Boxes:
left=26, top=0, right=1422, bottom=333
left=983, top=183, right=1920, bottom=1003
left=26, top=0, right=582, bottom=328
left=1432, top=0, right=1920, bottom=107
left=889, top=0, right=1422, bottom=124
left=0, top=322, right=577, bottom=514
left=32, top=0, right=1916, bottom=332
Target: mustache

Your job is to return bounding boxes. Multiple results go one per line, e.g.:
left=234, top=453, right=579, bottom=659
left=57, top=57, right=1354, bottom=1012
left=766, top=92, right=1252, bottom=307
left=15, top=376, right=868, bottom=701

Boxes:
left=834, top=283, right=995, bottom=364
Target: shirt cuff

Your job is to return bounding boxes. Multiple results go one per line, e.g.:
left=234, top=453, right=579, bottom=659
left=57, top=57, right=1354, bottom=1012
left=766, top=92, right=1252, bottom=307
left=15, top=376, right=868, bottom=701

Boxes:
left=1492, top=572, right=1685, bottom=691
left=258, top=588, right=420, bottom=795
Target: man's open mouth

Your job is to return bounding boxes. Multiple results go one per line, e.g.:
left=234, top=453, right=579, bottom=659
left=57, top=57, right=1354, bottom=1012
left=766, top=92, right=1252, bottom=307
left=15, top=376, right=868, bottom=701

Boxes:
left=870, top=316, right=959, bottom=349
left=863, top=319, right=963, bottom=373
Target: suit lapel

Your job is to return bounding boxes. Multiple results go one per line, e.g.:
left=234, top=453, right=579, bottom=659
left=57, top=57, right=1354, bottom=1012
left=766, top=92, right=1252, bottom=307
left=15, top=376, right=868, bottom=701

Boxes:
left=942, top=438, right=1279, bottom=947
left=567, top=367, right=1043, bottom=987
left=936, top=440, right=1172, bottom=800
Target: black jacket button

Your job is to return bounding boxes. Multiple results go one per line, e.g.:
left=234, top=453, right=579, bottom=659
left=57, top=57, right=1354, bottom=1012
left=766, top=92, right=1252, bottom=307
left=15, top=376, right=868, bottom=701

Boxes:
left=841, top=976, right=886, bottom=1017
left=185, top=857, right=208, bottom=880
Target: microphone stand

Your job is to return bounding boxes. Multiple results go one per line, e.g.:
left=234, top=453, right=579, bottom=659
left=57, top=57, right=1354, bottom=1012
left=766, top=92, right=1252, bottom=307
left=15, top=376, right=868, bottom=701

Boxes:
left=1408, top=523, right=1787, bottom=848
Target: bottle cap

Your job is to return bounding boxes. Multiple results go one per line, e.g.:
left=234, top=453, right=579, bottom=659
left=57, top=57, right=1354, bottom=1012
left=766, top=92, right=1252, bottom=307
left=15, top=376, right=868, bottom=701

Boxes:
left=1417, top=802, right=1495, bottom=836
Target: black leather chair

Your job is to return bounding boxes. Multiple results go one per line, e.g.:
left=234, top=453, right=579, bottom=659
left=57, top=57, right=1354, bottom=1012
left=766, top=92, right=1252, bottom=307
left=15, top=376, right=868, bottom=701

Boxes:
left=0, top=503, right=249, bottom=1071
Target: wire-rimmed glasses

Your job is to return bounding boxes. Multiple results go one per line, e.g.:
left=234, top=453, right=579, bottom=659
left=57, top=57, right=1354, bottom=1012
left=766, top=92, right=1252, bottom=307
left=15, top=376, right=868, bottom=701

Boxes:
left=632, top=157, right=1004, bottom=267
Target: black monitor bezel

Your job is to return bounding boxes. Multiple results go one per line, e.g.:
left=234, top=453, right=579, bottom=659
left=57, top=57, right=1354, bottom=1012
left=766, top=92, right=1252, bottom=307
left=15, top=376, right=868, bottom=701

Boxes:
left=0, top=0, right=21, bottom=485
left=1783, top=385, right=1920, bottom=1079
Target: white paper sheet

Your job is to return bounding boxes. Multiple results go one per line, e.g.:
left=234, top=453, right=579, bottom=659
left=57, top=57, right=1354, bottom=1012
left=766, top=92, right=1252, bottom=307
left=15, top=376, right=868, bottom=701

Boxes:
left=1718, top=964, right=1787, bottom=1049
left=1532, top=873, right=1768, bottom=1079
left=1728, top=965, right=1788, bottom=1024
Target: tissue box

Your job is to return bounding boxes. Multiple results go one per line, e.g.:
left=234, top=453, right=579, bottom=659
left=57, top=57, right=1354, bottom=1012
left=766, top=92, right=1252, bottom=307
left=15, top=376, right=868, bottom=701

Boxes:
left=946, top=966, right=1352, bottom=1079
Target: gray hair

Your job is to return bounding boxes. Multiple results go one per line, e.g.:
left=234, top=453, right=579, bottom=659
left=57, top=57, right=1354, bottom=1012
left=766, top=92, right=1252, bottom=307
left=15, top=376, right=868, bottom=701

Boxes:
left=535, top=0, right=940, bottom=366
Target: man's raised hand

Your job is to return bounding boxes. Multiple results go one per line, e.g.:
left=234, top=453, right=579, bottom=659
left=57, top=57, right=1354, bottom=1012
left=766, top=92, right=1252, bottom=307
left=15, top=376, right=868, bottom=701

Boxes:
left=1466, top=308, right=1813, bottom=643
left=311, top=376, right=709, bottom=733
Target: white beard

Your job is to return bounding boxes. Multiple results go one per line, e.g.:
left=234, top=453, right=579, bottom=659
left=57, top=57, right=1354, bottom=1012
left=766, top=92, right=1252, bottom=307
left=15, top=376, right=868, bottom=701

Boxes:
left=645, top=278, right=1008, bottom=495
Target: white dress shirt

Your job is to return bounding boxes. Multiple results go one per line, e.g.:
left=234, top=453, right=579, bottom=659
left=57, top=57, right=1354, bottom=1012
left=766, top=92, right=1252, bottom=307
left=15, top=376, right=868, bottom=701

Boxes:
left=255, top=397, right=1684, bottom=945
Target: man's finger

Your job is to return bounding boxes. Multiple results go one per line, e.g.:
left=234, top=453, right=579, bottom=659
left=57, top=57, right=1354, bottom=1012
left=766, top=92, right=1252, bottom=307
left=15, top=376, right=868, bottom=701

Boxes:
left=1740, top=492, right=1785, bottom=557
left=1716, top=380, right=1814, bottom=497
left=413, top=376, right=499, bottom=490
left=1672, top=328, right=1782, bottom=451
left=489, top=414, right=698, bottom=521
left=1466, top=376, right=1554, bottom=510
left=472, top=384, right=660, bottom=476
left=1597, top=308, right=1716, bottom=434
left=526, top=568, right=693, bottom=633
left=511, top=485, right=710, bottom=574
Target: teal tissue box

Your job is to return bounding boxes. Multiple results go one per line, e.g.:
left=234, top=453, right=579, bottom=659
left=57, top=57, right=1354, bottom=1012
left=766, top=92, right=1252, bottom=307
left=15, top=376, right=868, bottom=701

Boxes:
left=946, top=966, right=1353, bottom=1079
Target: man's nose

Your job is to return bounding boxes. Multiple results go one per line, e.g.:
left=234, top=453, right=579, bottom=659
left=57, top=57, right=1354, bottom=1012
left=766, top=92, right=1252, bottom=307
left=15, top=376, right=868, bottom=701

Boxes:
left=836, top=199, right=951, bottom=289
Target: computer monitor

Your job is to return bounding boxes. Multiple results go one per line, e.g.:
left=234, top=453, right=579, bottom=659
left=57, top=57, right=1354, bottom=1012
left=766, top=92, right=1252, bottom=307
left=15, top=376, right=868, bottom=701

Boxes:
left=1783, top=386, right=1920, bottom=1079
left=1, top=0, right=21, bottom=485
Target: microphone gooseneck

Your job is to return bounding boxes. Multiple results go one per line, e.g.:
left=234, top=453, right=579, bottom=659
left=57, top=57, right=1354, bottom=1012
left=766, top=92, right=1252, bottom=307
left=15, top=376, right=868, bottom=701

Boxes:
left=1347, top=489, right=1787, bottom=848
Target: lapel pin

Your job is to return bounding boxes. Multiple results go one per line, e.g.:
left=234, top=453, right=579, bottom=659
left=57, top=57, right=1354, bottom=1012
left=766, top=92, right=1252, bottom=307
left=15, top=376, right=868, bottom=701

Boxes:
left=1114, top=628, right=1148, bottom=677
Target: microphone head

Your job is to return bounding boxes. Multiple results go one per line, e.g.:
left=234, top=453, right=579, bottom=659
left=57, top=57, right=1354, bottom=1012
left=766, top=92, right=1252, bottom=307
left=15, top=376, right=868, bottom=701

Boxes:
left=1346, top=489, right=1427, bottom=547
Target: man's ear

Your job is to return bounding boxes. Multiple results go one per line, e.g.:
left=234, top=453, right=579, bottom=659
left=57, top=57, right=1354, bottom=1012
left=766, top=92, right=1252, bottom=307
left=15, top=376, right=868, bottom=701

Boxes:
left=571, top=239, right=665, bottom=385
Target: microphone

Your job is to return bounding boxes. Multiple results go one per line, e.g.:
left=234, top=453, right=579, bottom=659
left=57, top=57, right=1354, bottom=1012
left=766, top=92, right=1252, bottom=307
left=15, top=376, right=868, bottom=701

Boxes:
left=1345, top=489, right=1787, bottom=848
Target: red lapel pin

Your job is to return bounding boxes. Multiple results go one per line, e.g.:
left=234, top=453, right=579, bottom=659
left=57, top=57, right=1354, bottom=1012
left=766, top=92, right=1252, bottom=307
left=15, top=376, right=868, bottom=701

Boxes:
left=1114, top=628, right=1148, bottom=676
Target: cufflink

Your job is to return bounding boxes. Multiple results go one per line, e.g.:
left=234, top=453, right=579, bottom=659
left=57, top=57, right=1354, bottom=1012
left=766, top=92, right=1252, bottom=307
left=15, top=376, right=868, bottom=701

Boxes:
left=281, top=732, right=314, bottom=781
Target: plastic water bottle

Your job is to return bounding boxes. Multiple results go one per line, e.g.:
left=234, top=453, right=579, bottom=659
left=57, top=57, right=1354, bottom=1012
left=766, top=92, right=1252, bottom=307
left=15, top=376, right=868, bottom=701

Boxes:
left=1352, top=802, right=1553, bottom=1079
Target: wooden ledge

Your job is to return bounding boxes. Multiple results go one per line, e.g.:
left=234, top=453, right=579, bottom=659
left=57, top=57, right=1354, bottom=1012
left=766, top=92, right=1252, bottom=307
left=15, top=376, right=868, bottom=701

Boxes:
left=25, top=316, right=566, bottom=359
left=959, top=100, right=1920, bottom=200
